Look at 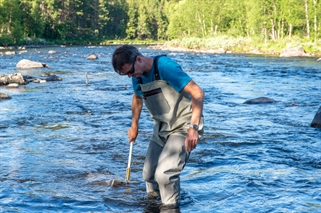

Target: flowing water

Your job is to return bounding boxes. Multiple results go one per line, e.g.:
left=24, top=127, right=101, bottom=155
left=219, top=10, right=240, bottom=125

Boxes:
left=0, top=45, right=321, bottom=213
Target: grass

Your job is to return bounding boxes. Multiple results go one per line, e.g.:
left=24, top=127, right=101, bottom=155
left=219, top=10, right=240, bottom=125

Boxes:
left=162, top=36, right=321, bottom=57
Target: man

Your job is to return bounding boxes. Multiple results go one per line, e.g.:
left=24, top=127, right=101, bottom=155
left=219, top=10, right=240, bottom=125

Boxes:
left=112, top=45, right=204, bottom=209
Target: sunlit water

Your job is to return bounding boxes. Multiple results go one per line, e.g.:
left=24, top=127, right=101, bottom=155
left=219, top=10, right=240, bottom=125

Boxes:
left=1, top=46, right=321, bottom=213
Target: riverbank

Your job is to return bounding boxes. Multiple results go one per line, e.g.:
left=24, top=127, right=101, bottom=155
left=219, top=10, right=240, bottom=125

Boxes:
left=1, top=36, right=321, bottom=57
left=158, top=36, right=321, bottom=57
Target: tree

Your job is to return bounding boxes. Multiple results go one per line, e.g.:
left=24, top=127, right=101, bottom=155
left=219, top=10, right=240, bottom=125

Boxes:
left=20, top=0, right=45, bottom=38
left=98, top=0, right=110, bottom=39
left=126, top=0, right=138, bottom=39
left=0, top=0, right=320, bottom=45
left=104, top=0, right=128, bottom=39
left=312, top=0, right=319, bottom=42
left=280, top=0, right=305, bottom=39
left=305, top=0, right=310, bottom=39
left=0, top=0, right=23, bottom=44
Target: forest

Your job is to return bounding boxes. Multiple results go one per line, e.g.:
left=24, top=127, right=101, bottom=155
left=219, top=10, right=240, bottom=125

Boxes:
left=0, top=0, right=320, bottom=49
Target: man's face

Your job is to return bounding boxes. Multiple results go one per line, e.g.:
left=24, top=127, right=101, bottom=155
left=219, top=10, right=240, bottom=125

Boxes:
left=120, top=56, right=144, bottom=78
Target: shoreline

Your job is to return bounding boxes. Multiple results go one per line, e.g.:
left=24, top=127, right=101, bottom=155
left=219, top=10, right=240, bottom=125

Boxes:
left=1, top=43, right=321, bottom=59
left=149, top=44, right=321, bottom=59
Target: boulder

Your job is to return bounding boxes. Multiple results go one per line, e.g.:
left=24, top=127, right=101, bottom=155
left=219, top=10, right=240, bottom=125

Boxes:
left=0, top=75, right=9, bottom=85
left=249, top=48, right=262, bottom=54
left=0, top=93, right=11, bottom=100
left=244, top=97, right=276, bottom=104
left=311, top=106, right=321, bottom=128
left=317, top=58, right=321, bottom=62
left=0, top=73, right=26, bottom=85
left=86, top=54, right=98, bottom=60
left=279, top=46, right=310, bottom=57
left=4, top=51, right=16, bottom=56
left=6, top=83, right=19, bottom=88
left=8, top=73, right=26, bottom=84
left=0, top=73, right=62, bottom=85
left=16, top=59, right=49, bottom=69
left=208, top=48, right=226, bottom=54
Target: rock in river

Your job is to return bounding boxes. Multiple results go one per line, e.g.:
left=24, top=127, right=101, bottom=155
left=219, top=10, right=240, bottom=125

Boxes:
left=0, top=93, right=11, bottom=100
left=0, top=73, right=26, bottom=85
left=86, top=54, right=98, bottom=60
left=244, top=97, right=276, bottom=104
left=279, top=46, right=310, bottom=57
left=311, top=106, right=321, bottom=128
left=16, top=59, right=49, bottom=69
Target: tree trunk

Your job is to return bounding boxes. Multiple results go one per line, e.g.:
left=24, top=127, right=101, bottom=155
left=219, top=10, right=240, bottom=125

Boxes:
left=263, top=23, right=267, bottom=43
left=271, top=19, right=275, bottom=40
left=281, top=18, right=284, bottom=39
left=313, top=0, right=317, bottom=42
left=8, top=9, right=12, bottom=34
left=305, top=0, right=310, bottom=39
left=202, top=13, right=206, bottom=36
left=289, top=24, right=292, bottom=39
left=196, top=11, right=206, bottom=37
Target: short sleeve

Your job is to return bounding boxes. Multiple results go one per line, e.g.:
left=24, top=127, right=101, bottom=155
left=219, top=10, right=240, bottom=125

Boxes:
left=157, top=57, right=192, bottom=92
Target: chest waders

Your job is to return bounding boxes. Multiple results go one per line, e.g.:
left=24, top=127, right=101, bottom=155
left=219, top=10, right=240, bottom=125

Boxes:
left=139, top=56, right=203, bottom=207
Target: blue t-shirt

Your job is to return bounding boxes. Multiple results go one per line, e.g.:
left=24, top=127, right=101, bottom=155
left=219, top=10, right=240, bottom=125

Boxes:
left=132, top=56, right=192, bottom=97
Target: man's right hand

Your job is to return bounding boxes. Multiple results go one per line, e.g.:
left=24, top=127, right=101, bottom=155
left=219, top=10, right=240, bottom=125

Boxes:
left=128, top=126, right=138, bottom=143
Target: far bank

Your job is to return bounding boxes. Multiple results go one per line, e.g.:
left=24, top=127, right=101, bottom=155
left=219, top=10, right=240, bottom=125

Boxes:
left=1, top=36, right=321, bottom=58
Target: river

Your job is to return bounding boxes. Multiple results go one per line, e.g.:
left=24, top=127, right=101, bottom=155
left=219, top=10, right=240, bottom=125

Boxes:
left=1, top=45, right=321, bottom=213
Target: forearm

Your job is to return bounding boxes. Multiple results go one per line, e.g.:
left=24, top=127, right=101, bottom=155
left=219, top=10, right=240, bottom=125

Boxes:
left=127, top=93, right=143, bottom=142
left=185, top=80, right=204, bottom=125
left=191, top=89, right=204, bottom=125
left=131, top=93, right=143, bottom=128
left=183, top=80, right=204, bottom=152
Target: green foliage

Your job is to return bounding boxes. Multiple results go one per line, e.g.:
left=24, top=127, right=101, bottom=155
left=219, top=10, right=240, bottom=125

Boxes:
left=126, top=1, right=138, bottom=39
left=0, top=34, right=14, bottom=46
left=0, top=0, right=320, bottom=47
left=166, top=36, right=253, bottom=50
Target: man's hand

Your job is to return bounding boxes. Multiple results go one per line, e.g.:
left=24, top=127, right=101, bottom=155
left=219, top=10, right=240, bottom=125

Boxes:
left=128, top=126, right=138, bottom=143
left=185, top=128, right=199, bottom=152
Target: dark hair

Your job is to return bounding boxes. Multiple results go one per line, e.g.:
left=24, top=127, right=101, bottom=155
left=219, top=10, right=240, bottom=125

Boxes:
left=112, top=45, right=141, bottom=73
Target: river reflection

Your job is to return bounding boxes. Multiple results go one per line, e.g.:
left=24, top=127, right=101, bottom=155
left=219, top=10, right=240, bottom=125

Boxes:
left=0, top=45, right=321, bottom=212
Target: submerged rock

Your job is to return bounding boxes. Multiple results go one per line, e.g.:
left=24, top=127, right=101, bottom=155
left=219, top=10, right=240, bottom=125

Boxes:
left=41, top=73, right=63, bottom=81
left=16, top=59, right=49, bottom=69
left=311, top=106, right=321, bottom=128
left=0, top=93, right=11, bottom=100
left=48, top=50, right=57, bottom=54
left=244, top=97, right=276, bottom=104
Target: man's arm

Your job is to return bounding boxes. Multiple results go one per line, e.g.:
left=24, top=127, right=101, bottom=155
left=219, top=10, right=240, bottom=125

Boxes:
left=182, top=80, right=204, bottom=152
left=128, top=93, right=143, bottom=143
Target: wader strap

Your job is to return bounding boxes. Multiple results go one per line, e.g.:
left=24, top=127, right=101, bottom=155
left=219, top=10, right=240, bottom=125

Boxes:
left=154, top=55, right=165, bottom=80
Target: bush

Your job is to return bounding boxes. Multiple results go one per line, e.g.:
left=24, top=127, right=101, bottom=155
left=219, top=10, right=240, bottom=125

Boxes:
left=0, top=34, right=15, bottom=46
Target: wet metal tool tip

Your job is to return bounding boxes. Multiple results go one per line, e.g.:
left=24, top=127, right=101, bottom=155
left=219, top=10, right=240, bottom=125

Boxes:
left=111, top=142, right=135, bottom=187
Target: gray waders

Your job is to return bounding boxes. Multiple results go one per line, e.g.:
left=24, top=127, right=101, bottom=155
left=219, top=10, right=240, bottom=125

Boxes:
left=139, top=56, right=203, bottom=207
